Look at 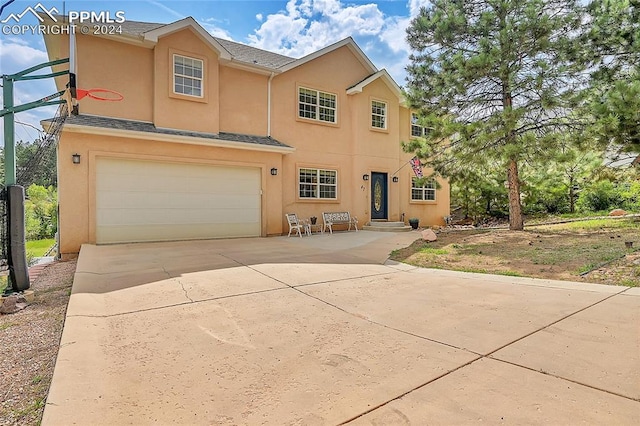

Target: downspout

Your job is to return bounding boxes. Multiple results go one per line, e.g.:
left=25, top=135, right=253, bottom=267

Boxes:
left=267, top=72, right=275, bottom=137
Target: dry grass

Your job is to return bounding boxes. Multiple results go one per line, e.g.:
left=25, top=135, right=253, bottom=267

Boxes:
left=391, top=218, right=640, bottom=286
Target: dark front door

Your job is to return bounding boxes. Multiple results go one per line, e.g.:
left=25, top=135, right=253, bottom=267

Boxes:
left=370, top=172, right=388, bottom=220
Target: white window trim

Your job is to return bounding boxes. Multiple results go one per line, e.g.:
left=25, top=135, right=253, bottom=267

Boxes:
left=298, top=87, right=337, bottom=124
left=173, top=54, right=204, bottom=98
left=371, top=99, right=387, bottom=130
left=411, top=177, right=436, bottom=201
left=298, top=168, right=338, bottom=200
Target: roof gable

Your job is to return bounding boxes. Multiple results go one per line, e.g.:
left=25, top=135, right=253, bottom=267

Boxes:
left=346, top=69, right=403, bottom=100
left=278, top=37, right=377, bottom=74
left=142, top=17, right=232, bottom=60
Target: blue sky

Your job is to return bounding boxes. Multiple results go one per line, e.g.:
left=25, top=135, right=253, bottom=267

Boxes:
left=0, top=0, right=429, bottom=141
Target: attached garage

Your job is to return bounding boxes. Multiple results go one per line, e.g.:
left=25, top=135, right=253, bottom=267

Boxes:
left=95, top=157, right=262, bottom=244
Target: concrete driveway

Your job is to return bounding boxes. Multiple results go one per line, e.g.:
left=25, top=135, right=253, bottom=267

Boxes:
left=43, top=231, right=639, bottom=425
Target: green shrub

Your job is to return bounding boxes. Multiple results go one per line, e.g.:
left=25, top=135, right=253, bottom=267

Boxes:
left=576, top=180, right=640, bottom=213
left=618, top=181, right=640, bottom=211
left=576, top=180, right=621, bottom=212
left=25, top=184, right=57, bottom=240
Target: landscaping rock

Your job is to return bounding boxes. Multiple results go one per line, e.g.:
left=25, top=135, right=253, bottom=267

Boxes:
left=609, top=209, right=627, bottom=216
left=0, top=295, right=28, bottom=315
left=421, top=229, right=438, bottom=242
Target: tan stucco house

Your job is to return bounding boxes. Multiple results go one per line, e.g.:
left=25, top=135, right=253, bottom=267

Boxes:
left=42, top=17, right=449, bottom=259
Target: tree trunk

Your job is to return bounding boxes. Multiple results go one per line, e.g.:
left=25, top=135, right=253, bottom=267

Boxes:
left=569, top=176, right=575, bottom=213
left=507, top=158, right=524, bottom=230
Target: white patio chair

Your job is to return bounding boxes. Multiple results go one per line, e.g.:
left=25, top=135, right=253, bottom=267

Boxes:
left=285, top=213, right=309, bottom=237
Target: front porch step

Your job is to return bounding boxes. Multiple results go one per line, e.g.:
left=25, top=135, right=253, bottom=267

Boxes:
left=363, top=221, right=413, bottom=232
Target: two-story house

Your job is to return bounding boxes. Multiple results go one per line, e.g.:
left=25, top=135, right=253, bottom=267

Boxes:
left=42, top=17, right=449, bottom=259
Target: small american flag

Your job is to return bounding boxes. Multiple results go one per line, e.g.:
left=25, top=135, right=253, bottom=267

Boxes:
left=410, top=156, right=423, bottom=178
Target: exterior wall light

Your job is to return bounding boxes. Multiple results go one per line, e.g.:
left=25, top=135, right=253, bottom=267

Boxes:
left=72, top=153, right=81, bottom=164
left=362, top=174, right=369, bottom=181
left=270, top=167, right=278, bottom=176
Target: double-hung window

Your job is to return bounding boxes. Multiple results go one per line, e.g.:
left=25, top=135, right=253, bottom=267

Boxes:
left=298, top=87, right=337, bottom=123
left=411, top=177, right=436, bottom=201
left=299, top=168, right=337, bottom=199
left=411, top=112, right=428, bottom=137
left=173, top=55, right=203, bottom=97
left=371, top=100, right=387, bottom=129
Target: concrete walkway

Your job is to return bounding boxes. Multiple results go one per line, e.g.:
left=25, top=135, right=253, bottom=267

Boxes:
left=43, top=231, right=639, bottom=424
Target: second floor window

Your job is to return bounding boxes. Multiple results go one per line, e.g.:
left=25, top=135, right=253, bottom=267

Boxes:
left=371, top=100, right=387, bottom=129
left=174, top=55, right=203, bottom=97
left=298, top=87, right=337, bottom=123
left=411, top=112, right=428, bottom=137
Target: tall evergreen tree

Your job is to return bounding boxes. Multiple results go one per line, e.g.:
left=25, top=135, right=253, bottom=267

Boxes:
left=582, top=0, right=640, bottom=153
left=404, top=0, right=586, bottom=230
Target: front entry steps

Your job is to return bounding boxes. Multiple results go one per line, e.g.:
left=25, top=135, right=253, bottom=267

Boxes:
left=363, top=221, right=412, bottom=232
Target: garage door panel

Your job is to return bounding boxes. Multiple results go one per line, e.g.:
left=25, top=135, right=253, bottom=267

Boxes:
left=97, top=176, right=261, bottom=195
left=97, top=164, right=260, bottom=193
left=97, top=207, right=260, bottom=226
left=97, top=192, right=260, bottom=210
left=96, top=158, right=261, bottom=243
left=97, top=222, right=260, bottom=244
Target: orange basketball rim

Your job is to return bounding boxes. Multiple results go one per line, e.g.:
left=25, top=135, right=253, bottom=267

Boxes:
left=76, top=88, right=124, bottom=101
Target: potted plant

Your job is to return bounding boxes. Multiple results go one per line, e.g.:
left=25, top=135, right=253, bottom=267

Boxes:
left=409, top=218, right=419, bottom=229
left=310, top=216, right=317, bottom=225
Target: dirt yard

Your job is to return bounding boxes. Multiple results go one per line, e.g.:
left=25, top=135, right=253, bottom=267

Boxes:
left=391, top=218, right=640, bottom=286
left=0, top=260, right=76, bottom=426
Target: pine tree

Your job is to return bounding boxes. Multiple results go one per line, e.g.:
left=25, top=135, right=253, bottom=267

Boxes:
left=582, top=0, right=640, bottom=154
left=404, top=0, right=586, bottom=230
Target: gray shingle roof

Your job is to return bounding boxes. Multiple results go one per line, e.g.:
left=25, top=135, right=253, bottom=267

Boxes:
left=115, top=19, right=166, bottom=36
left=114, top=18, right=295, bottom=70
left=214, top=38, right=295, bottom=69
left=52, top=16, right=165, bottom=36
left=60, top=115, right=292, bottom=150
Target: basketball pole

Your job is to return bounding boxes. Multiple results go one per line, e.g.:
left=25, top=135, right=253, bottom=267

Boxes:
left=1, top=58, right=69, bottom=293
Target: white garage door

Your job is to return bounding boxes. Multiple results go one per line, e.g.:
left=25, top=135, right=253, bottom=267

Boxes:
left=96, top=158, right=261, bottom=244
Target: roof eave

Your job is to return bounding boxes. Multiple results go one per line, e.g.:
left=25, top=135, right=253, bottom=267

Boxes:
left=220, top=58, right=284, bottom=75
left=94, top=33, right=157, bottom=49
left=43, top=120, right=295, bottom=154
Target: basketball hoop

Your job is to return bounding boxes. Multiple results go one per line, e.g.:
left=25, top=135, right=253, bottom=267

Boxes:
left=76, top=88, right=124, bottom=102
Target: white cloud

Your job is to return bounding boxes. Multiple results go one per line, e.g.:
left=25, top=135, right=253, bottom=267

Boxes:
left=379, top=15, right=411, bottom=54
left=375, top=0, right=428, bottom=57
left=0, top=38, right=61, bottom=138
left=200, top=21, right=234, bottom=40
left=248, top=0, right=386, bottom=58
left=408, top=0, right=431, bottom=17
left=256, top=13, right=263, bottom=22
left=245, top=0, right=421, bottom=85
left=0, top=38, right=48, bottom=71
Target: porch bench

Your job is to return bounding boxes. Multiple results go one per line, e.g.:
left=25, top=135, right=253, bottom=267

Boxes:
left=322, top=212, right=358, bottom=234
